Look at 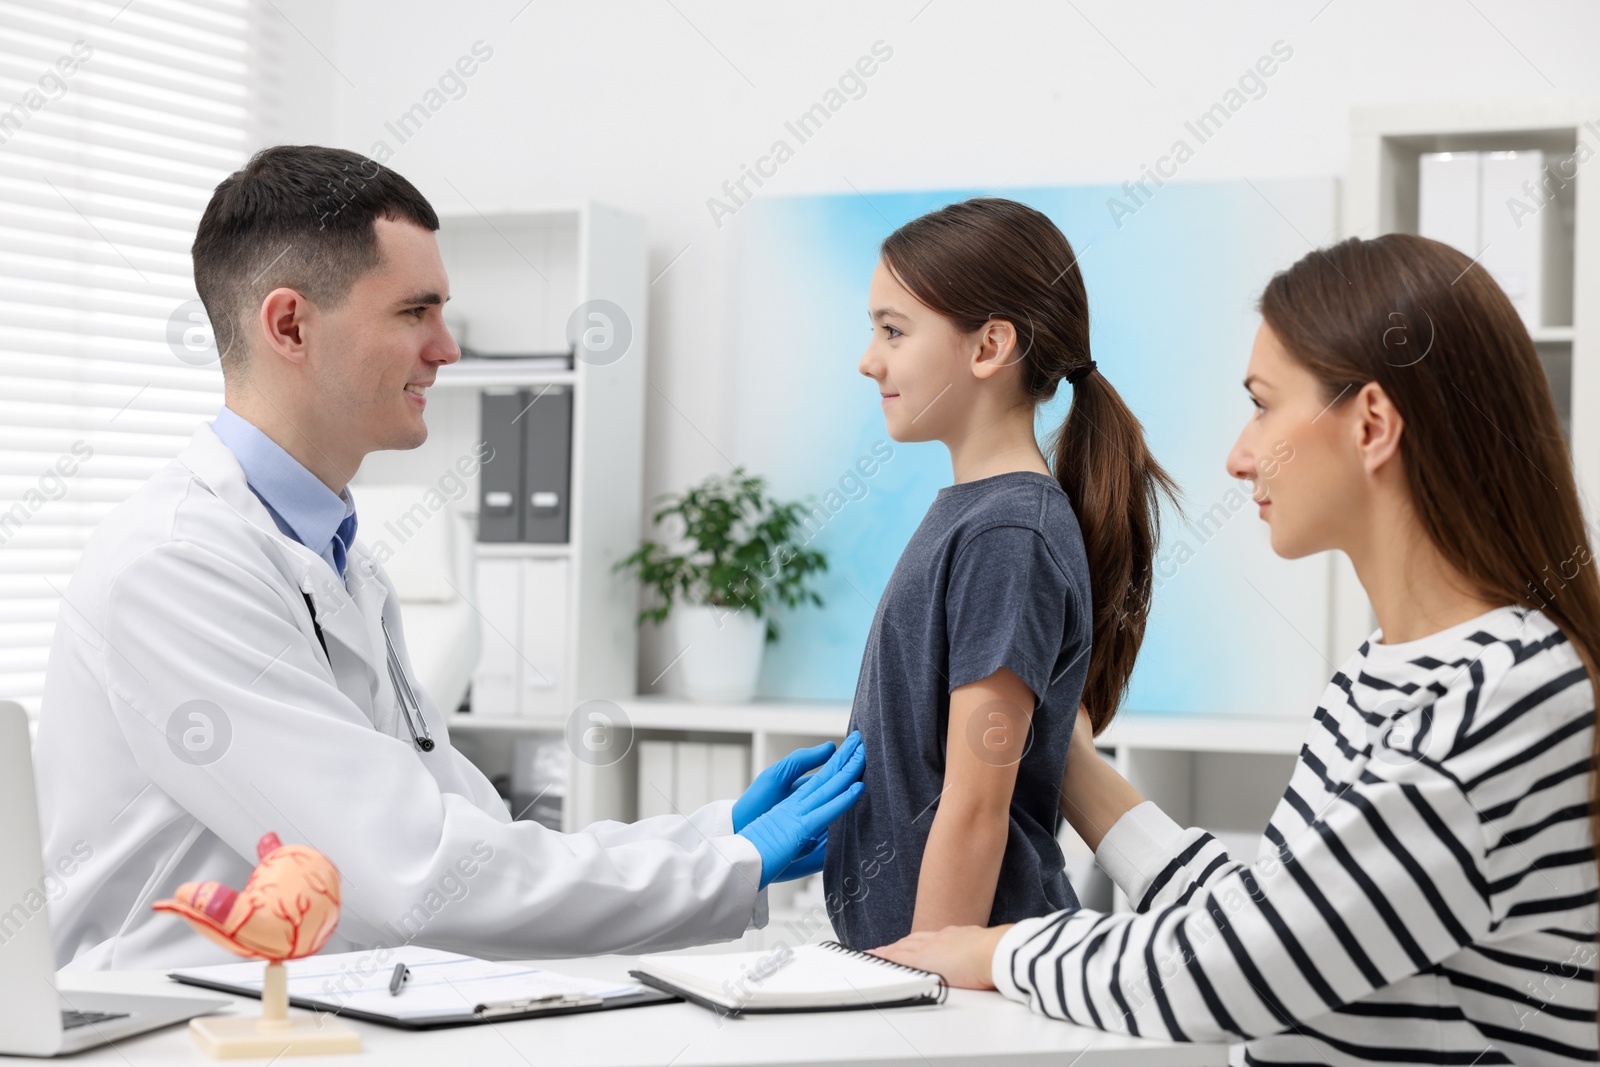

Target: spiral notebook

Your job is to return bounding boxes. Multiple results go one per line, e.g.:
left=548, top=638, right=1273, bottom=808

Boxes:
left=629, top=941, right=947, bottom=1016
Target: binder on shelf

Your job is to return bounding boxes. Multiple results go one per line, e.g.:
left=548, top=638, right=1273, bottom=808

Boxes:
left=635, top=741, right=750, bottom=817
left=1480, top=150, right=1572, bottom=329
left=518, top=557, right=569, bottom=718
left=477, top=385, right=574, bottom=544
left=1418, top=148, right=1573, bottom=330
left=478, top=388, right=525, bottom=543
left=674, top=742, right=712, bottom=812
left=1417, top=151, right=1479, bottom=260
left=637, top=741, right=675, bottom=819
left=522, top=385, right=572, bottom=544
left=469, top=557, right=521, bottom=716
left=709, top=742, right=750, bottom=800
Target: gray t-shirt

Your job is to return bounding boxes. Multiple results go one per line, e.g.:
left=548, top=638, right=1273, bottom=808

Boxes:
left=823, top=470, right=1092, bottom=950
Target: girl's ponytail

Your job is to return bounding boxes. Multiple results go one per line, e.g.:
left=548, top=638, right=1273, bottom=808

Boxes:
left=1048, top=367, right=1178, bottom=731
left=881, top=197, right=1179, bottom=734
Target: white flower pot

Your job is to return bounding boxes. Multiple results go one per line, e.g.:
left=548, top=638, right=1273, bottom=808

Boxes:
left=673, top=605, right=767, bottom=702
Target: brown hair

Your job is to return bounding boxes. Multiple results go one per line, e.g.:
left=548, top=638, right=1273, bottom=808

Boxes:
left=1259, top=233, right=1600, bottom=979
left=192, top=145, right=439, bottom=378
left=881, top=197, right=1179, bottom=732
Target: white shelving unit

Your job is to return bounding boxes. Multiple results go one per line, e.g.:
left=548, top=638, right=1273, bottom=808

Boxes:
left=1343, top=102, right=1600, bottom=647
left=353, top=203, right=648, bottom=832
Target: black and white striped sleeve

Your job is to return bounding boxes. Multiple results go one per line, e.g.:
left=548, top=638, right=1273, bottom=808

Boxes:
left=991, top=765, right=1493, bottom=1042
left=1092, top=800, right=1247, bottom=914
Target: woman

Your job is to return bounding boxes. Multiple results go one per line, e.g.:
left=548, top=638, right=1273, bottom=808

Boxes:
left=873, top=233, right=1599, bottom=1065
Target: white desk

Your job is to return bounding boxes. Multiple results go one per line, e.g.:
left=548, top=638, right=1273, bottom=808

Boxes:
left=39, top=955, right=1229, bottom=1066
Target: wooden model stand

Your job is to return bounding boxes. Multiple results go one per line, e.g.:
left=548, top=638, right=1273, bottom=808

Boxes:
left=188, top=961, right=360, bottom=1059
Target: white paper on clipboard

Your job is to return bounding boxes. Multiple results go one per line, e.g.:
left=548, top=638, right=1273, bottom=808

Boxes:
left=172, top=946, right=643, bottom=1021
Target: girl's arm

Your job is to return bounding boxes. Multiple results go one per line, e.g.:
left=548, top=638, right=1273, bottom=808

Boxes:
left=1055, top=706, right=1255, bottom=913
left=910, top=665, right=1034, bottom=931
left=1057, top=704, right=1145, bottom=851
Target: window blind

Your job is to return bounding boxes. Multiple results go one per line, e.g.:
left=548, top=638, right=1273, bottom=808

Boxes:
left=0, top=0, right=274, bottom=715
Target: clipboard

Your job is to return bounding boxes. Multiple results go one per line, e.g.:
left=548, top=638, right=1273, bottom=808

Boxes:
left=168, top=950, right=677, bottom=1031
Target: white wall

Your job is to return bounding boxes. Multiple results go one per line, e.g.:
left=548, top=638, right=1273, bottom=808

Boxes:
left=265, top=0, right=1600, bottom=689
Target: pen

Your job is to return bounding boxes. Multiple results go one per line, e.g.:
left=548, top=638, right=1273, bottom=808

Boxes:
left=389, top=962, right=409, bottom=996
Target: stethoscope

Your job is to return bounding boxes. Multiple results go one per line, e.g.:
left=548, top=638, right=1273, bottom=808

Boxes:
left=301, top=591, right=435, bottom=752
left=382, top=619, right=435, bottom=752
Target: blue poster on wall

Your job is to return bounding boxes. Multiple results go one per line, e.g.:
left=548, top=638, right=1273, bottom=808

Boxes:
left=730, top=179, right=1339, bottom=719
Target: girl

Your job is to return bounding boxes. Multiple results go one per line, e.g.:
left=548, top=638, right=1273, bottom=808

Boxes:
left=873, top=233, right=1600, bottom=1065
left=821, top=198, right=1178, bottom=950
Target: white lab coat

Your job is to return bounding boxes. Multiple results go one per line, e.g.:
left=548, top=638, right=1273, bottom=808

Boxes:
left=34, top=422, right=766, bottom=971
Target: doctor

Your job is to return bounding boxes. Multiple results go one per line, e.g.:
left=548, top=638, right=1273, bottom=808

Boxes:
left=34, top=144, right=864, bottom=971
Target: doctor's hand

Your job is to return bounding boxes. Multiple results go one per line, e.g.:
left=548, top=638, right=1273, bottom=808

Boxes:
left=772, top=834, right=828, bottom=883
left=737, top=737, right=865, bottom=889
left=733, top=732, right=862, bottom=833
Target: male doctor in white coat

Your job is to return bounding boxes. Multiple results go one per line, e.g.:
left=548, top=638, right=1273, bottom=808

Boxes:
left=33, top=145, right=865, bottom=970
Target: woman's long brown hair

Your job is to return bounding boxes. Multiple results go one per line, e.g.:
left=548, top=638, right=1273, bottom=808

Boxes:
left=881, top=198, right=1179, bottom=732
left=1259, top=234, right=1600, bottom=999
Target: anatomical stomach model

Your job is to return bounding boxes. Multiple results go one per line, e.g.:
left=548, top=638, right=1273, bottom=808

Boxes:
left=154, top=831, right=360, bottom=1059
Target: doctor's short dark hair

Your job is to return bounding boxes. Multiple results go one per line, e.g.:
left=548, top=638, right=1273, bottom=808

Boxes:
left=190, top=144, right=439, bottom=378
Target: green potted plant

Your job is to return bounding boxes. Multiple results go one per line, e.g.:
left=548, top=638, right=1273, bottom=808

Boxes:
left=616, top=467, right=828, bottom=701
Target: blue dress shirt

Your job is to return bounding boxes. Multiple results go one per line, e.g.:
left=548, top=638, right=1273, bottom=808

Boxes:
left=210, top=405, right=358, bottom=580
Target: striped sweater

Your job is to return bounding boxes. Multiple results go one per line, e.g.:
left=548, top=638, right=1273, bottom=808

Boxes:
left=993, top=605, right=1598, bottom=1064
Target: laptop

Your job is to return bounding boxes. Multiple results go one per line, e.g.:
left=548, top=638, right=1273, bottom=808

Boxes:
left=0, top=700, right=227, bottom=1056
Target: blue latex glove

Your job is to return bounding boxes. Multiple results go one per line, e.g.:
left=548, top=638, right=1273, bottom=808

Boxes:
left=772, top=834, right=828, bottom=883
left=738, top=736, right=866, bottom=890
left=733, top=731, right=861, bottom=833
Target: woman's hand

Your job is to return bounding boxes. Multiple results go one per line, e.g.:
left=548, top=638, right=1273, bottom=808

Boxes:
left=868, top=924, right=1013, bottom=989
